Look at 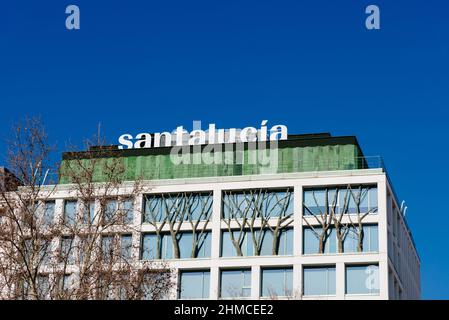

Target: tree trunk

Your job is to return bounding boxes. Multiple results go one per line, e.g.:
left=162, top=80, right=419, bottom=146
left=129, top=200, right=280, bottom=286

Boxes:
left=156, top=234, right=161, bottom=259
left=319, top=234, right=325, bottom=254
left=271, top=229, right=279, bottom=255
left=357, top=228, right=364, bottom=252
left=171, top=235, right=180, bottom=259
left=190, top=232, right=197, bottom=258
left=336, top=231, right=343, bottom=253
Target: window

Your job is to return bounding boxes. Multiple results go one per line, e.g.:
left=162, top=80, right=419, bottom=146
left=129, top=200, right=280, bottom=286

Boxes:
left=343, top=187, right=378, bottom=214
left=144, top=193, right=213, bottom=223
left=43, top=201, right=55, bottom=225
left=304, top=186, right=378, bottom=216
left=25, top=239, right=51, bottom=265
left=37, top=275, right=50, bottom=299
left=303, top=189, right=336, bottom=215
left=261, top=267, right=293, bottom=298
left=303, top=227, right=336, bottom=254
left=346, top=265, right=379, bottom=295
left=220, top=269, right=251, bottom=298
left=222, top=189, right=293, bottom=219
left=221, top=228, right=293, bottom=257
left=343, top=225, right=379, bottom=253
left=179, top=270, right=210, bottom=299
left=303, top=266, right=336, bottom=296
left=103, top=199, right=118, bottom=224
left=61, top=237, right=75, bottom=264
left=303, top=225, right=378, bottom=254
left=120, top=234, right=133, bottom=260
left=101, top=235, right=115, bottom=262
left=141, top=232, right=211, bottom=260
left=82, top=200, right=96, bottom=225
left=64, top=200, right=77, bottom=226
left=61, top=274, right=75, bottom=292
left=121, top=198, right=134, bottom=224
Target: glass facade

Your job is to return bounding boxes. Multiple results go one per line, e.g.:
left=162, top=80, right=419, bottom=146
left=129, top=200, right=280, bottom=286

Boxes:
left=179, top=270, right=210, bottom=299
left=303, top=266, right=336, bottom=296
left=19, top=179, right=395, bottom=299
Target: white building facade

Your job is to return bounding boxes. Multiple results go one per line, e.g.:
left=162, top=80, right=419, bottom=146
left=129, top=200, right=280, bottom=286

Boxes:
left=5, top=133, right=420, bottom=300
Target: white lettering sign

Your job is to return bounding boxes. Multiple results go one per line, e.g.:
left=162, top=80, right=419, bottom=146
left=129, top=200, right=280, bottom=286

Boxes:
left=118, top=120, right=288, bottom=150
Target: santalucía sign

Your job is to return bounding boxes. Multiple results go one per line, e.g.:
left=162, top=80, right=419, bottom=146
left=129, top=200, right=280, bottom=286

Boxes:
left=118, top=120, right=288, bottom=149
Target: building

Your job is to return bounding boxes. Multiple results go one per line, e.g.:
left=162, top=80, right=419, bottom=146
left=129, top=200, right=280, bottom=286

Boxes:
left=2, top=132, right=421, bottom=300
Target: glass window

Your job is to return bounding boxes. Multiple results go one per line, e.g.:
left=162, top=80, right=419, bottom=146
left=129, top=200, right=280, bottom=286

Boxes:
left=303, top=189, right=329, bottom=215
left=303, top=266, right=336, bottom=296
left=179, top=270, right=210, bottom=299
left=103, top=199, right=118, bottom=224
left=61, top=237, right=75, bottom=264
left=223, top=189, right=293, bottom=219
left=101, top=235, right=115, bottom=262
left=344, top=225, right=378, bottom=253
left=37, top=275, right=50, bottom=299
left=178, top=232, right=211, bottom=259
left=144, top=193, right=213, bottom=223
left=141, top=232, right=211, bottom=260
left=303, top=227, right=336, bottom=254
left=64, top=200, right=77, bottom=226
left=221, top=229, right=292, bottom=257
left=369, top=187, right=378, bottom=213
left=43, top=201, right=55, bottom=225
left=120, top=234, right=133, bottom=260
left=346, top=265, right=379, bottom=295
left=261, top=268, right=293, bottom=297
left=83, top=200, right=96, bottom=225
left=220, top=269, right=251, bottom=298
left=62, top=274, right=74, bottom=291
left=122, top=198, right=134, bottom=224
left=305, top=186, right=377, bottom=216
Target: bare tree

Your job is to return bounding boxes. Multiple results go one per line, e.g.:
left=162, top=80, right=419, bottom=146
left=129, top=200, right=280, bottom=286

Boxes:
left=347, top=185, right=378, bottom=252
left=302, top=188, right=336, bottom=254
left=222, top=189, right=293, bottom=256
left=0, top=118, right=174, bottom=300
left=303, top=185, right=378, bottom=254
left=143, top=192, right=213, bottom=259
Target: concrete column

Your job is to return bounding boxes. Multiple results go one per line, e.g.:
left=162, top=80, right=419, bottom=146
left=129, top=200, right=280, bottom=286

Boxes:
left=211, top=188, right=222, bottom=259
left=293, top=185, right=303, bottom=256
left=378, top=177, right=389, bottom=299
left=293, top=264, right=302, bottom=298
left=209, top=266, right=220, bottom=299
left=251, top=265, right=260, bottom=299
left=336, top=262, right=345, bottom=299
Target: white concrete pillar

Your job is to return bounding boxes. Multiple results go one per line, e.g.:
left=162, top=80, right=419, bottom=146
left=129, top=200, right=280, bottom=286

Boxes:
left=293, top=185, right=303, bottom=256
left=209, top=266, right=220, bottom=299
left=251, top=265, right=260, bottom=299
left=336, top=262, right=345, bottom=299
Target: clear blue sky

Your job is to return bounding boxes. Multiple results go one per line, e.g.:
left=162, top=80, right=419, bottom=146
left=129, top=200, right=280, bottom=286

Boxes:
left=1, top=0, right=448, bottom=299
